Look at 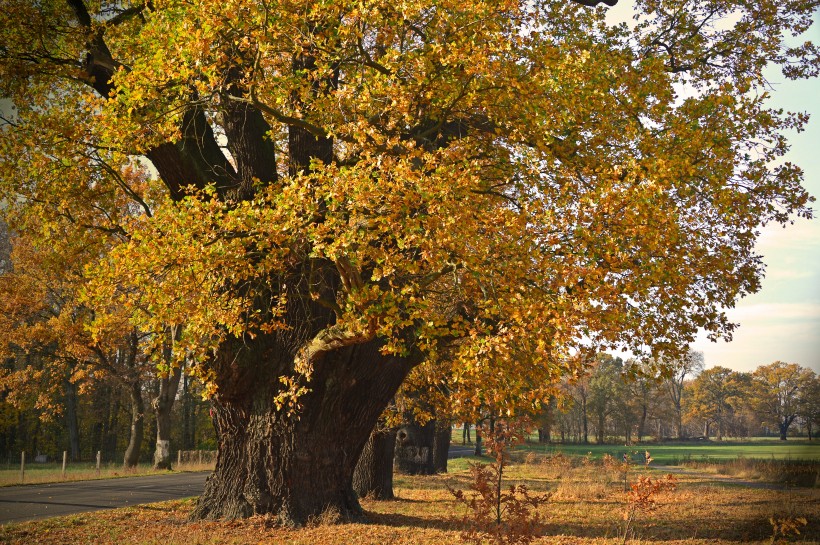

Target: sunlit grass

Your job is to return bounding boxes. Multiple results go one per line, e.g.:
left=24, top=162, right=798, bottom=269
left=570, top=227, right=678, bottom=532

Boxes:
left=0, top=460, right=215, bottom=487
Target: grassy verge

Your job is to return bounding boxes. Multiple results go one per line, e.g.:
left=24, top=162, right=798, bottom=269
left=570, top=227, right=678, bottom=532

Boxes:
left=0, top=461, right=215, bottom=487
left=1, top=455, right=817, bottom=544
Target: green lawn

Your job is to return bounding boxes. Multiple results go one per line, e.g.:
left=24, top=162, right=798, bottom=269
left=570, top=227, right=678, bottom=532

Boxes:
left=450, top=428, right=820, bottom=464
left=527, top=441, right=820, bottom=465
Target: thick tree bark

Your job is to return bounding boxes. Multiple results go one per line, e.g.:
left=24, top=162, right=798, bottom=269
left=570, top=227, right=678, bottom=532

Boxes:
left=474, top=425, right=483, bottom=456
left=123, top=380, right=144, bottom=468
left=191, top=340, right=416, bottom=525
left=353, top=426, right=397, bottom=500
left=432, top=421, right=451, bottom=473
left=394, top=420, right=435, bottom=475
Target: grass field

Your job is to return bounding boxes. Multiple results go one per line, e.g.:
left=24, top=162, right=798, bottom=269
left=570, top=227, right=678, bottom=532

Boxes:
left=522, top=440, right=820, bottom=464
left=0, top=460, right=216, bottom=487
left=451, top=429, right=820, bottom=464
left=1, top=453, right=817, bottom=545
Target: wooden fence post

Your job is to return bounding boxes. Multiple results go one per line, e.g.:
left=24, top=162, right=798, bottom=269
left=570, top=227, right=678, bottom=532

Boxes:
left=20, top=451, right=25, bottom=484
left=96, top=451, right=101, bottom=477
left=62, top=451, right=67, bottom=479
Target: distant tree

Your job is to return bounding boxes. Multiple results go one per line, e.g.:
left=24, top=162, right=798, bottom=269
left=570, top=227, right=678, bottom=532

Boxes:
left=750, top=362, right=814, bottom=441
left=662, top=351, right=705, bottom=439
left=587, top=354, right=625, bottom=443
left=686, top=366, right=744, bottom=440
left=623, top=359, right=662, bottom=442
left=566, top=377, right=591, bottom=444
left=797, top=371, right=820, bottom=440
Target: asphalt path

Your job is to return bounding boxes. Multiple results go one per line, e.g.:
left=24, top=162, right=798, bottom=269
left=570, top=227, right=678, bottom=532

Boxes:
left=0, top=471, right=209, bottom=524
left=0, top=446, right=481, bottom=525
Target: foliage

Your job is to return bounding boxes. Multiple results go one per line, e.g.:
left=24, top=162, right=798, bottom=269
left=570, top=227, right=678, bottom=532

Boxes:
left=686, top=366, right=746, bottom=440
left=750, top=362, right=816, bottom=439
left=768, top=515, right=808, bottom=545
left=620, top=473, right=678, bottom=544
left=449, top=421, right=549, bottom=545
left=2, top=0, right=817, bottom=404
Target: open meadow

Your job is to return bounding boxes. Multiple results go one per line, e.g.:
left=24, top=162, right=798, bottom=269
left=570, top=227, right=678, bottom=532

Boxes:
left=0, top=449, right=817, bottom=545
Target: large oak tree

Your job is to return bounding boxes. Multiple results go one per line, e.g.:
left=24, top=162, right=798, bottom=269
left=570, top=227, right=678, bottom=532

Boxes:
left=1, top=0, right=817, bottom=525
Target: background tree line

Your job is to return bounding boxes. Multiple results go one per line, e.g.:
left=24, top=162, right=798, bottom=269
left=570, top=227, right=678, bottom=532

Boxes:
left=543, top=353, right=819, bottom=445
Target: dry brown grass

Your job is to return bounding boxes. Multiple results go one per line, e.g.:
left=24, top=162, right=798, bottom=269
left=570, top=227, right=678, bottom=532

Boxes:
left=680, top=458, right=819, bottom=488
left=0, top=461, right=817, bottom=545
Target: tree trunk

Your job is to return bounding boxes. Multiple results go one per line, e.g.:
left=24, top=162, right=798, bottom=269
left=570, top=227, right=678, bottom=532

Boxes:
left=64, top=377, right=81, bottom=461
left=779, top=417, right=794, bottom=441
left=353, top=426, right=397, bottom=500
left=105, top=391, right=120, bottom=462
left=582, top=397, right=589, bottom=444
left=191, top=340, right=416, bottom=525
left=474, top=425, right=482, bottom=456
left=123, top=380, right=145, bottom=468
left=637, top=405, right=647, bottom=442
left=675, top=407, right=684, bottom=440
left=537, top=419, right=551, bottom=444
left=432, top=421, right=451, bottom=473
left=394, top=420, right=435, bottom=475
left=153, top=364, right=183, bottom=470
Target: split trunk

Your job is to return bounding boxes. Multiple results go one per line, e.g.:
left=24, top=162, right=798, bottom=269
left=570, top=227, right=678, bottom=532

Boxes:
left=191, top=338, right=416, bottom=525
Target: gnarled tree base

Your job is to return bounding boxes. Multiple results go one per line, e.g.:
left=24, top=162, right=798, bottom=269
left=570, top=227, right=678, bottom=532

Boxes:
left=191, top=340, right=416, bottom=526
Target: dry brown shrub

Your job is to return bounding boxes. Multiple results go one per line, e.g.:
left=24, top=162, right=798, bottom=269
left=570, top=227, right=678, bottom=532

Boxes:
left=448, top=421, right=550, bottom=545
left=523, top=451, right=539, bottom=465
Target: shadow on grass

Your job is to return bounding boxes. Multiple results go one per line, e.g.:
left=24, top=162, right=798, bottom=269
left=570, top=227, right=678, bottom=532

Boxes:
left=365, top=510, right=803, bottom=543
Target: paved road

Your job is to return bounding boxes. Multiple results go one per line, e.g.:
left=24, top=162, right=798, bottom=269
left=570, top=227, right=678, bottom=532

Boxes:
left=0, top=446, right=480, bottom=525
left=0, top=472, right=209, bottom=524
left=448, top=445, right=475, bottom=458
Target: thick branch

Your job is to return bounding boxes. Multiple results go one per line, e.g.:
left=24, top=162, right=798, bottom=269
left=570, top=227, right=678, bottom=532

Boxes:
left=66, top=0, right=238, bottom=201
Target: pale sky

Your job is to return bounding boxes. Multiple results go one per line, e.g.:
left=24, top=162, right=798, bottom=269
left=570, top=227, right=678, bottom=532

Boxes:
left=604, top=3, right=820, bottom=373
left=690, top=68, right=820, bottom=373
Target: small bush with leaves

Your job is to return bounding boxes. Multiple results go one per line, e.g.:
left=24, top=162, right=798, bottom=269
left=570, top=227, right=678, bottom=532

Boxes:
left=769, top=515, right=808, bottom=544
left=621, top=474, right=678, bottom=544
left=449, top=421, right=550, bottom=545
